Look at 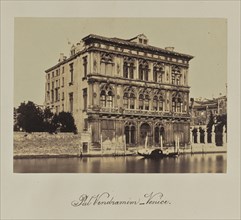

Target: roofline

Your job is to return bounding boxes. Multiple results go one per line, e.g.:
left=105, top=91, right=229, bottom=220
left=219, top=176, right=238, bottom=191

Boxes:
left=82, top=34, right=194, bottom=60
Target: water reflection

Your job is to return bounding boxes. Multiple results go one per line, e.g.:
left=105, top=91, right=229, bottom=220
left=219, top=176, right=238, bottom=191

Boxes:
left=14, top=153, right=227, bottom=173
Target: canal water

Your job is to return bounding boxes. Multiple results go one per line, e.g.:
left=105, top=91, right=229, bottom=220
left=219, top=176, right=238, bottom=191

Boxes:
left=14, top=153, right=226, bottom=173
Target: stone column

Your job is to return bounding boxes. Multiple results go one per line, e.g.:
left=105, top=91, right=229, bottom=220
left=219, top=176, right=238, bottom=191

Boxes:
left=196, top=128, right=199, bottom=144
left=114, top=84, right=118, bottom=108
left=185, top=68, right=189, bottom=86
left=149, top=62, right=153, bottom=81
left=89, top=52, right=92, bottom=74
left=212, top=126, right=216, bottom=145
left=223, top=130, right=226, bottom=145
left=190, top=128, right=193, bottom=144
left=135, top=59, right=139, bottom=80
left=94, top=82, right=100, bottom=106
left=88, top=81, right=94, bottom=108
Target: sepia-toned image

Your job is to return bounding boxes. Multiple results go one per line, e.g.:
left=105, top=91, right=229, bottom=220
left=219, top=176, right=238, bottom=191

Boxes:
left=13, top=18, right=227, bottom=173
left=2, top=1, right=240, bottom=220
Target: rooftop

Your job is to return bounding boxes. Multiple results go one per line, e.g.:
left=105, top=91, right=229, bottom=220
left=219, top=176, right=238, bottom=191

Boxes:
left=82, top=34, right=194, bottom=60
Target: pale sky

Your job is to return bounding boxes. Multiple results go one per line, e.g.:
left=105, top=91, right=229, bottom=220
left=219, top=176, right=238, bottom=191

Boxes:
left=14, top=18, right=227, bottom=107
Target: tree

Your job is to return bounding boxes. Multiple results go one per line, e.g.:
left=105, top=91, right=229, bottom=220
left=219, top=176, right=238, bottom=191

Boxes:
left=206, top=111, right=215, bottom=133
left=15, top=101, right=77, bottom=133
left=16, top=101, right=44, bottom=132
left=53, top=112, right=77, bottom=133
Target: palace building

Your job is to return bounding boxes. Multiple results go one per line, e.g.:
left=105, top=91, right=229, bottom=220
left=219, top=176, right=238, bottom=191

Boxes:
left=44, top=34, right=194, bottom=148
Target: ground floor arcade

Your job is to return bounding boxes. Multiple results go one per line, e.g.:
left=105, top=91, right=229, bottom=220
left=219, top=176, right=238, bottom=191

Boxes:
left=88, top=115, right=190, bottom=148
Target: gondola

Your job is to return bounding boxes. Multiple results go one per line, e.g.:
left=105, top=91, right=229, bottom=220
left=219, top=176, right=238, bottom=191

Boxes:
left=137, top=148, right=179, bottom=159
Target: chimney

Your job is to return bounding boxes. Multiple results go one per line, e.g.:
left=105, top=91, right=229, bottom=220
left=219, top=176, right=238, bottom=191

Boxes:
left=165, top=47, right=175, bottom=52
left=59, top=53, right=64, bottom=62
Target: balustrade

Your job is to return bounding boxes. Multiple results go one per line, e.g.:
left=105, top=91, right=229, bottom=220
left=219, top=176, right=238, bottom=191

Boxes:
left=190, top=126, right=227, bottom=146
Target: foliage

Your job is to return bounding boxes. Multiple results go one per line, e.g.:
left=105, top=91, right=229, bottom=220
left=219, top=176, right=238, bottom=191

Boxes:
left=53, top=112, right=77, bottom=133
left=206, top=111, right=215, bottom=133
left=16, top=101, right=45, bottom=132
left=15, top=101, right=77, bottom=133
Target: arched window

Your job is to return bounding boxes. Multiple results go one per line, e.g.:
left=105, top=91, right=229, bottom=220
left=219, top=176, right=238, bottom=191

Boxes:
left=100, top=90, right=106, bottom=107
left=154, top=127, right=160, bottom=143
left=172, top=75, right=176, bottom=84
left=139, top=94, right=144, bottom=109
left=130, top=93, right=135, bottom=109
left=130, top=126, right=136, bottom=144
left=144, top=95, right=149, bottom=110
left=100, top=84, right=114, bottom=108
left=176, top=97, right=182, bottom=112
left=123, top=63, right=128, bottom=78
left=123, top=93, right=129, bottom=109
left=129, top=63, right=134, bottom=79
left=139, top=64, right=144, bottom=80
left=144, top=66, right=148, bottom=81
left=107, top=91, right=113, bottom=107
left=123, top=58, right=135, bottom=79
left=159, top=96, right=164, bottom=111
left=124, top=126, right=129, bottom=144
left=153, top=96, right=158, bottom=111
left=172, top=66, right=181, bottom=85
left=172, top=97, right=176, bottom=112
left=139, top=61, right=149, bottom=81
left=153, top=68, right=158, bottom=82
left=125, top=123, right=136, bottom=145
left=176, top=77, right=180, bottom=85
left=100, top=53, right=113, bottom=75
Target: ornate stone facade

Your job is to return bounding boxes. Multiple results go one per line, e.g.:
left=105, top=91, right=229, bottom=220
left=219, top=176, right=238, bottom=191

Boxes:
left=44, top=34, right=193, bottom=148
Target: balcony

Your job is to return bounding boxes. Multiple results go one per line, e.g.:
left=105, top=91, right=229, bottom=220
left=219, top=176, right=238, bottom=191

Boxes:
left=87, top=106, right=190, bottom=119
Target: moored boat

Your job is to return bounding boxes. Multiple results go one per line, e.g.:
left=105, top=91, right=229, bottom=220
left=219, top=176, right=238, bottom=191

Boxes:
left=137, top=148, right=179, bottom=159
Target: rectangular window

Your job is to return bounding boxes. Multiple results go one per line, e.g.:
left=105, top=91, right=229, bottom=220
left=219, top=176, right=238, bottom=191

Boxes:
left=62, top=92, right=64, bottom=100
left=51, top=90, right=54, bottom=103
left=48, top=73, right=50, bottom=80
left=84, top=119, right=88, bottom=130
left=69, top=93, right=73, bottom=113
left=52, top=71, right=54, bottom=78
left=62, top=66, right=64, bottom=73
left=47, top=83, right=50, bottom=91
left=69, top=63, right=74, bottom=85
left=83, top=88, right=87, bottom=111
left=55, top=88, right=58, bottom=102
left=62, top=77, right=64, bottom=87
left=46, top=91, right=50, bottom=101
left=83, top=57, right=87, bottom=78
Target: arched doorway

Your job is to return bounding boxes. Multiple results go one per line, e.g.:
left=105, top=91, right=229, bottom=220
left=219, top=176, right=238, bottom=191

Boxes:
left=154, top=126, right=165, bottom=145
left=124, top=123, right=136, bottom=146
left=140, top=123, right=152, bottom=146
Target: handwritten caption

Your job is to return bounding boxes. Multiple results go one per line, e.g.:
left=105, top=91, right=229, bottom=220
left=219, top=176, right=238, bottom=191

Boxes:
left=71, top=192, right=171, bottom=207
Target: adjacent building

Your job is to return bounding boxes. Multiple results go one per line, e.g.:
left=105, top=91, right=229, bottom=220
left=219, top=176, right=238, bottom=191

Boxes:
left=44, top=34, right=193, bottom=148
left=190, top=95, right=227, bottom=126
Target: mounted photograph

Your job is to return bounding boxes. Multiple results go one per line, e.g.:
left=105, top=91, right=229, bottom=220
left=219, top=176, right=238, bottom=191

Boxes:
left=13, top=18, right=227, bottom=173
